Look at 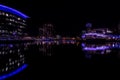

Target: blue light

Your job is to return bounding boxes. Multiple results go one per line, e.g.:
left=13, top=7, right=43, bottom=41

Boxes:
left=0, top=64, right=28, bottom=80
left=81, top=43, right=85, bottom=47
left=9, top=44, right=13, bottom=48
left=0, top=4, right=29, bottom=19
left=83, top=46, right=109, bottom=51
left=84, top=33, right=107, bottom=37
left=86, top=23, right=92, bottom=28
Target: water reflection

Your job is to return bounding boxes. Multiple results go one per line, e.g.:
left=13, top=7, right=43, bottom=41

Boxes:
left=1, top=41, right=120, bottom=79
left=0, top=43, right=28, bottom=79
left=81, top=42, right=120, bottom=59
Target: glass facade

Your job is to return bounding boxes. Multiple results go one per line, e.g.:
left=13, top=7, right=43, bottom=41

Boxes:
left=0, top=4, right=28, bottom=39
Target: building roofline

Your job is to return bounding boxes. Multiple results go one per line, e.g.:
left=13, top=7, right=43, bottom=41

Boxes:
left=0, top=4, right=29, bottom=19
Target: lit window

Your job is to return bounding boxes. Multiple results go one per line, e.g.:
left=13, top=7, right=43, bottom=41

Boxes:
left=9, top=23, right=12, bottom=25
left=23, top=20, right=25, bottom=22
left=10, top=19, right=12, bottom=21
left=18, top=18, right=21, bottom=20
left=17, top=63, right=20, bottom=66
left=6, top=13, right=8, bottom=16
left=6, top=67, right=8, bottom=71
left=2, top=51, right=5, bottom=54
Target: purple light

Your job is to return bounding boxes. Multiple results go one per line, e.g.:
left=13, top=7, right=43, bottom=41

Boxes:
left=83, top=46, right=109, bottom=51
left=81, top=43, right=85, bottom=47
left=9, top=44, right=13, bottom=48
left=81, top=35, right=85, bottom=38
left=0, top=4, right=29, bottom=19
left=83, top=33, right=107, bottom=37
left=86, top=23, right=92, bottom=28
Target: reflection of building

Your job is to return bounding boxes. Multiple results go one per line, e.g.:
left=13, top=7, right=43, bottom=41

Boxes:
left=0, top=4, right=29, bottom=39
left=0, top=43, right=27, bottom=79
left=81, top=43, right=112, bottom=54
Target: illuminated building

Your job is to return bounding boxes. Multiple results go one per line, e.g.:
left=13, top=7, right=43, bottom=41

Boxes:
left=39, top=23, right=55, bottom=38
left=0, top=4, right=29, bottom=39
left=81, top=28, right=113, bottom=40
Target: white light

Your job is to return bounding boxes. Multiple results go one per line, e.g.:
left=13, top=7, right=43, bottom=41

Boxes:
left=9, top=59, right=12, bottom=61
left=18, top=49, right=20, bottom=52
left=9, top=62, right=12, bottom=65
left=2, top=51, right=5, bottom=54
left=6, top=13, right=8, bottom=16
left=18, top=18, right=21, bottom=20
left=17, top=63, right=20, bottom=66
left=6, top=67, right=8, bottom=71
left=9, top=50, right=12, bottom=53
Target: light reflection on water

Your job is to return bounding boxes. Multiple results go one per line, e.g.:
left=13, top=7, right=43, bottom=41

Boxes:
left=0, top=43, right=28, bottom=79
left=34, top=41, right=120, bottom=59
left=1, top=41, right=120, bottom=79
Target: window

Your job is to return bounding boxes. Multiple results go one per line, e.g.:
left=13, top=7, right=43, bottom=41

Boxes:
left=18, top=18, right=21, bottom=20
left=6, top=13, right=8, bottom=17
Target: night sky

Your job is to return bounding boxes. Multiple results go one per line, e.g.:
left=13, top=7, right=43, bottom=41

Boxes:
left=0, top=0, right=120, bottom=36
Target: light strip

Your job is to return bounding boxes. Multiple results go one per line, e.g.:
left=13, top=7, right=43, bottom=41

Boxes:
left=83, top=46, right=109, bottom=51
left=0, top=64, right=28, bottom=80
left=83, top=33, right=107, bottom=37
left=0, top=4, right=29, bottom=19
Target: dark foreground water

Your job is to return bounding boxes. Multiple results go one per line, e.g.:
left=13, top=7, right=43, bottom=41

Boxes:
left=1, top=41, right=120, bottom=79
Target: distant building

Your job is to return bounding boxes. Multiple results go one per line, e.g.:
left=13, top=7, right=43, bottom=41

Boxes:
left=81, top=28, right=113, bottom=40
left=0, top=4, right=29, bottom=39
left=39, top=23, right=55, bottom=38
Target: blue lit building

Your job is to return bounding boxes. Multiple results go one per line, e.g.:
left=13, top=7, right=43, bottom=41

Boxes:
left=0, top=4, right=29, bottom=39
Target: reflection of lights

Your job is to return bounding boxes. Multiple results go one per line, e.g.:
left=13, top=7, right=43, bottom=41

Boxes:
left=83, top=33, right=107, bottom=37
left=42, top=41, right=46, bottom=45
left=5, top=67, right=8, bottom=71
left=71, top=41, right=75, bottom=44
left=48, top=42, right=51, bottom=45
left=9, top=50, right=12, bottom=53
left=56, top=41, right=60, bottom=45
left=0, top=64, right=28, bottom=80
left=83, top=46, right=109, bottom=51
left=9, top=44, right=13, bottom=48
left=106, top=50, right=111, bottom=53
left=81, top=43, right=85, bottom=47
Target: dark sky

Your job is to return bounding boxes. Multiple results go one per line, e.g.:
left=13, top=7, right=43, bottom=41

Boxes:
left=0, top=1, right=120, bottom=36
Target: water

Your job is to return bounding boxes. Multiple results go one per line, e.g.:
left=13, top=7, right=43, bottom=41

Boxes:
left=1, top=41, right=120, bottom=79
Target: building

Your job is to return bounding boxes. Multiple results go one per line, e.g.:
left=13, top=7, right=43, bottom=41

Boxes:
left=0, top=4, right=29, bottom=40
left=39, top=23, right=55, bottom=38
left=81, top=28, right=113, bottom=40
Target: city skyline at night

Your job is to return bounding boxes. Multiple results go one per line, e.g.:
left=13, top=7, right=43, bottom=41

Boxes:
left=1, top=1, right=120, bottom=80
left=0, top=1, right=120, bottom=37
